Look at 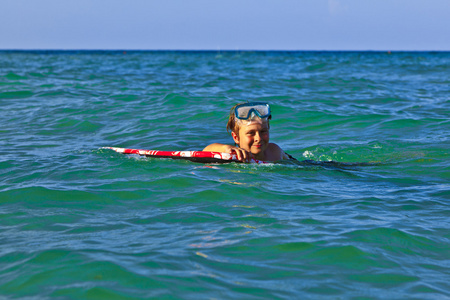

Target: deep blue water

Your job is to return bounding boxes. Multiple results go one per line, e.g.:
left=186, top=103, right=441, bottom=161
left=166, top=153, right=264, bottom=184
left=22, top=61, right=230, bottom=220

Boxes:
left=0, top=50, right=449, bottom=299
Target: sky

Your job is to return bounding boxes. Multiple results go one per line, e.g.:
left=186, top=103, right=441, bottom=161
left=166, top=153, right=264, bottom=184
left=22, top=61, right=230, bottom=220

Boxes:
left=1, top=0, right=449, bottom=51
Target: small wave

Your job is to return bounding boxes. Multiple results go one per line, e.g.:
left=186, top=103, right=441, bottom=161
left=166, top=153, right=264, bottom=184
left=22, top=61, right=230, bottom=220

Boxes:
left=0, top=90, right=34, bottom=99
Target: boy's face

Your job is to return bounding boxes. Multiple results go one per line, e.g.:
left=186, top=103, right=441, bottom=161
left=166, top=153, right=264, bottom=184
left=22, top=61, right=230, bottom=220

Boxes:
left=232, top=122, right=270, bottom=157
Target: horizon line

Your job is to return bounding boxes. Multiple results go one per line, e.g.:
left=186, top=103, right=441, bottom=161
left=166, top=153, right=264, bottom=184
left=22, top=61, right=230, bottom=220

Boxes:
left=1, top=49, right=449, bottom=53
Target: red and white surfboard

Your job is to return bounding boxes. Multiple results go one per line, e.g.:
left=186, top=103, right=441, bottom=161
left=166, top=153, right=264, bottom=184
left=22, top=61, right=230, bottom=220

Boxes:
left=102, top=147, right=267, bottom=164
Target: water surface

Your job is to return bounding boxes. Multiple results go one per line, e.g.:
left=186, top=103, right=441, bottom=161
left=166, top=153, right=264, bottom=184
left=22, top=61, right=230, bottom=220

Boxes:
left=0, top=50, right=449, bottom=299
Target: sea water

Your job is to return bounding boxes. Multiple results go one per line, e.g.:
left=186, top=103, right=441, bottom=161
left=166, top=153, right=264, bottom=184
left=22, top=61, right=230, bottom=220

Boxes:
left=0, top=50, right=449, bottom=299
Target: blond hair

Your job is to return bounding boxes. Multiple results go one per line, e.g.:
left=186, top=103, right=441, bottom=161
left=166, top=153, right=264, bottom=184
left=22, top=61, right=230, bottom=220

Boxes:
left=226, top=103, right=243, bottom=134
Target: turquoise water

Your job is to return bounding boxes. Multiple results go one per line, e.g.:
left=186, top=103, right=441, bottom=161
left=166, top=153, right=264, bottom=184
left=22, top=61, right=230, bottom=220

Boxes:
left=1, top=50, right=449, bottom=299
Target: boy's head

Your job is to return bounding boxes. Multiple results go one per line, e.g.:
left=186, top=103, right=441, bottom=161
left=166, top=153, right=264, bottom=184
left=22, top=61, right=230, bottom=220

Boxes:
left=226, top=103, right=272, bottom=155
left=226, top=102, right=271, bottom=134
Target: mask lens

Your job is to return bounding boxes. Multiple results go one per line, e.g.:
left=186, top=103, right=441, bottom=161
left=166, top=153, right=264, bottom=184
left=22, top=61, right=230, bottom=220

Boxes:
left=235, top=103, right=270, bottom=120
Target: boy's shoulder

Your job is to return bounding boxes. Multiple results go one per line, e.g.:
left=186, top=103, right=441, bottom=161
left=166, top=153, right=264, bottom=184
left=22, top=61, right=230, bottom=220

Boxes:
left=267, top=143, right=282, bottom=151
left=266, top=143, right=288, bottom=161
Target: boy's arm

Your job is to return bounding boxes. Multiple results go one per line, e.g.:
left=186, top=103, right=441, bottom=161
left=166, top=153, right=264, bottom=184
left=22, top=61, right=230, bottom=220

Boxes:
left=203, top=143, right=231, bottom=152
left=203, top=143, right=252, bottom=162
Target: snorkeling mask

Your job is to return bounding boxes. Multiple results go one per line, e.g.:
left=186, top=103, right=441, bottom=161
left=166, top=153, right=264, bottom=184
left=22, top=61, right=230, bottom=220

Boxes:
left=234, top=103, right=271, bottom=126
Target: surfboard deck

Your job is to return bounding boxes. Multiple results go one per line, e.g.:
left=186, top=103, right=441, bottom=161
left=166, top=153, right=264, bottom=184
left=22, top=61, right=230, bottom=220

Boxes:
left=102, top=147, right=267, bottom=164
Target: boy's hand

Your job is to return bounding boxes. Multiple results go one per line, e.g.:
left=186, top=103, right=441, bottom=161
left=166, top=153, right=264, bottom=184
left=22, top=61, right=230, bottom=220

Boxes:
left=203, top=143, right=253, bottom=162
left=227, top=146, right=253, bottom=162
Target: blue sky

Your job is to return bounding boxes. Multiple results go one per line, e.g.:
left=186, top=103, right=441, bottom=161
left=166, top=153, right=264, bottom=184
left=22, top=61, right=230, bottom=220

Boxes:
left=1, top=0, right=449, bottom=50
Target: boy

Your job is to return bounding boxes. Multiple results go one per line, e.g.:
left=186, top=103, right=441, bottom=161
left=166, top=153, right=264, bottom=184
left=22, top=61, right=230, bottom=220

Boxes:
left=203, top=102, right=290, bottom=162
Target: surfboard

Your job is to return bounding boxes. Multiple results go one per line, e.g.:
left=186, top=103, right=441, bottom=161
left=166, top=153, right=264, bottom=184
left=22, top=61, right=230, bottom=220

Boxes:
left=102, top=147, right=267, bottom=164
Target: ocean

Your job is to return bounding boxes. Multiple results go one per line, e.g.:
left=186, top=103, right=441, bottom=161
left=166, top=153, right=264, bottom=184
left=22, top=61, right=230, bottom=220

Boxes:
left=0, top=50, right=449, bottom=299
